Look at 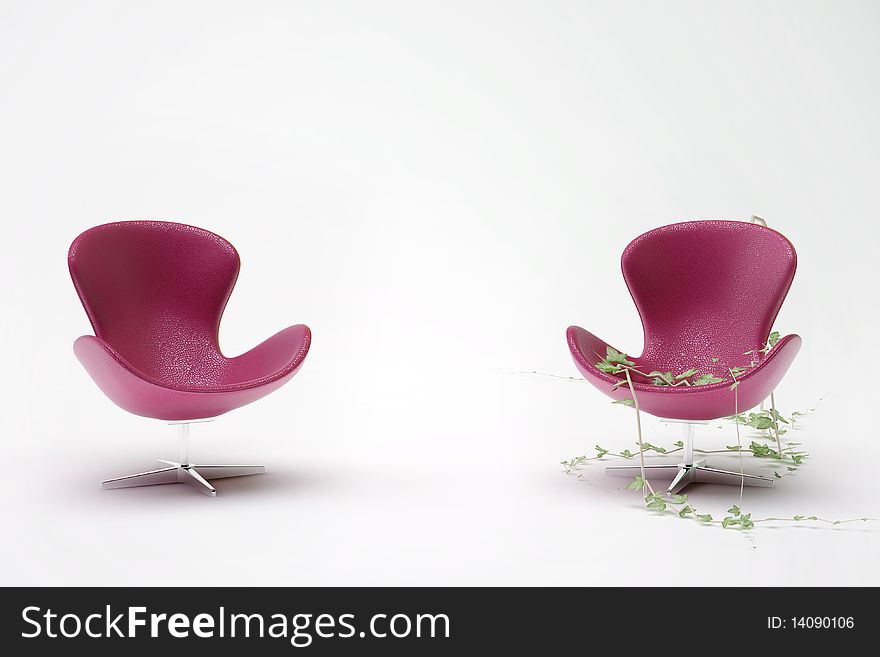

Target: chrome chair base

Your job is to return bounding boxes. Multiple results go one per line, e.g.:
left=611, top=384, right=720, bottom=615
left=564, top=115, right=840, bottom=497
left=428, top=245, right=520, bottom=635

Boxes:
left=101, top=420, right=265, bottom=497
left=605, top=459, right=774, bottom=495
left=604, top=419, right=775, bottom=494
left=101, top=461, right=266, bottom=497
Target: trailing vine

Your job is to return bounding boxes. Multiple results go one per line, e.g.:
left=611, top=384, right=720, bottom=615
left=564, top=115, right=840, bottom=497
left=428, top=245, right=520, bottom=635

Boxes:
left=553, top=333, right=879, bottom=532
left=561, top=412, right=877, bottom=530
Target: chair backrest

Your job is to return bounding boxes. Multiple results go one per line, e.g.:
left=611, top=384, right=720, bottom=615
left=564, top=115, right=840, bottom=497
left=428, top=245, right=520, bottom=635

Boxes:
left=621, top=220, right=796, bottom=373
left=68, top=221, right=240, bottom=382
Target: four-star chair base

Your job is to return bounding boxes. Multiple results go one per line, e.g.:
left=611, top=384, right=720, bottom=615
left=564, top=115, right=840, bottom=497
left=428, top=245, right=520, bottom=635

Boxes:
left=101, top=461, right=266, bottom=497
left=606, top=459, right=774, bottom=495
left=100, top=420, right=266, bottom=497
left=604, top=419, right=775, bottom=495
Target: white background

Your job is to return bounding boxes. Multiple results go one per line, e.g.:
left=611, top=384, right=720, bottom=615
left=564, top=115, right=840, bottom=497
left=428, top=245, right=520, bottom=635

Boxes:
left=1, top=0, right=878, bottom=585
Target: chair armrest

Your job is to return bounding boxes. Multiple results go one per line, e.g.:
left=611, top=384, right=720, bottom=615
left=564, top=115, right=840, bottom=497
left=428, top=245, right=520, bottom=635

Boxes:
left=227, top=324, right=311, bottom=383
left=736, top=333, right=802, bottom=388
left=74, top=335, right=158, bottom=384
left=566, top=325, right=624, bottom=383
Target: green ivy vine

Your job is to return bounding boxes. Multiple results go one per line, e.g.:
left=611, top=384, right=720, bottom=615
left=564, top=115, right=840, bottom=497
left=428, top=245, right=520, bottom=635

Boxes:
left=558, top=334, right=878, bottom=532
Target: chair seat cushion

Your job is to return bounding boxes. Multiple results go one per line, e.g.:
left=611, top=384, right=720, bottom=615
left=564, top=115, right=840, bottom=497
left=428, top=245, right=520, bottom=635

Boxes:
left=567, top=326, right=801, bottom=420
left=74, top=325, right=311, bottom=421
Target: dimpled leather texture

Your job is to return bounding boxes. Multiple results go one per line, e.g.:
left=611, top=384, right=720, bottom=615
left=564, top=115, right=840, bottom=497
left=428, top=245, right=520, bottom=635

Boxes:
left=69, top=221, right=311, bottom=421
left=567, top=220, right=801, bottom=420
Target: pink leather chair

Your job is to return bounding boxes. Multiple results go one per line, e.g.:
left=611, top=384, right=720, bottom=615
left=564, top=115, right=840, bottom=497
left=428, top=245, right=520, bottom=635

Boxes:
left=69, top=221, right=311, bottom=496
left=567, top=219, right=801, bottom=493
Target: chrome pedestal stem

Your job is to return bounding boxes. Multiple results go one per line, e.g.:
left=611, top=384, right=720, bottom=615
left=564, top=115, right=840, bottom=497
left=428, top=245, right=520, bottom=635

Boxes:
left=178, top=422, right=190, bottom=465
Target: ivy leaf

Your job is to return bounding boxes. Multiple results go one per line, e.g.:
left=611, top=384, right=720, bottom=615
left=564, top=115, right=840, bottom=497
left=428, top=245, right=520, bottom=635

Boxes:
left=560, top=455, right=588, bottom=473
left=740, top=513, right=755, bottom=530
left=671, top=494, right=688, bottom=504
left=648, top=371, right=674, bottom=386
left=727, top=505, right=741, bottom=517
left=646, top=498, right=667, bottom=511
left=595, top=445, right=609, bottom=458
left=612, top=398, right=635, bottom=407
left=760, top=331, right=781, bottom=353
left=605, top=346, right=635, bottom=366
left=728, top=365, right=747, bottom=388
left=621, top=449, right=634, bottom=458
left=793, top=515, right=804, bottom=521
left=749, top=441, right=778, bottom=458
left=774, top=471, right=782, bottom=479
left=596, top=361, right=622, bottom=374
left=770, top=409, right=789, bottom=424
left=678, top=505, right=694, bottom=518
left=675, top=368, right=699, bottom=380
left=674, top=440, right=684, bottom=448
left=693, top=373, right=725, bottom=386
left=625, top=475, right=646, bottom=491
left=722, top=516, right=740, bottom=528
left=697, top=514, right=713, bottom=522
